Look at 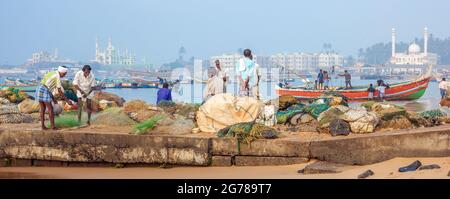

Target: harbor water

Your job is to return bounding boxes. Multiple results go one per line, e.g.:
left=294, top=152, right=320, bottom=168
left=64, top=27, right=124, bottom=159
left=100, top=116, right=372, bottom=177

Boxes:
left=104, top=78, right=442, bottom=112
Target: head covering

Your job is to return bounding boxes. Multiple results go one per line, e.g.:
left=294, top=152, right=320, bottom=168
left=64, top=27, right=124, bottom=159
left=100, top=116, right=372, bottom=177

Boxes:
left=58, top=66, right=68, bottom=73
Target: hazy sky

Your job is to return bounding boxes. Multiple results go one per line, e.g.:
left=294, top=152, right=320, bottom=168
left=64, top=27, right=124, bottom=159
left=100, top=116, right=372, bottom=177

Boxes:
left=1, top=0, right=450, bottom=65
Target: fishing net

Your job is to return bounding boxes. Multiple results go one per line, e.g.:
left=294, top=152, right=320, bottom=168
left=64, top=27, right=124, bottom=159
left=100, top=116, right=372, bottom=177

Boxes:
left=91, top=107, right=136, bottom=126
left=0, top=105, right=34, bottom=124
left=132, top=115, right=165, bottom=135
left=278, top=95, right=299, bottom=110
left=319, top=91, right=349, bottom=107
left=218, top=122, right=278, bottom=152
left=301, top=103, right=330, bottom=119
left=124, top=100, right=148, bottom=114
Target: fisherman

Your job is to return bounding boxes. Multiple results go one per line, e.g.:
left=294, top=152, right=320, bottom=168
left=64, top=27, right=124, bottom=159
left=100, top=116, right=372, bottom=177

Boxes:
left=204, top=67, right=223, bottom=102
left=367, top=83, right=375, bottom=100
left=323, top=70, right=330, bottom=90
left=317, top=69, right=324, bottom=90
left=376, top=81, right=387, bottom=101
left=339, top=70, right=352, bottom=89
left=439, top=78, right=448, bottom=99
left=73, top=65, right=97, bottom=125
left=156, top=82, right=172, bottom=104
left=250, top=54, right=261, bottom=100
left=35, top=65, right=73, bottom=130
left=215, top=60, right=228, bottom=93
left=235, top=49, right=256, bottom=97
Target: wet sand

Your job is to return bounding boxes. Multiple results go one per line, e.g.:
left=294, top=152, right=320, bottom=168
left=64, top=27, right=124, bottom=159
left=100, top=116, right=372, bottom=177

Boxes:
left=0, top=157, right=449, bottom=179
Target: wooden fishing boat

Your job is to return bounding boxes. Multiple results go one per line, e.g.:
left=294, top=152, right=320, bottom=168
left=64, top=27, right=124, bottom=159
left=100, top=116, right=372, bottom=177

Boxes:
left=276, top=76, right=431, bottom=101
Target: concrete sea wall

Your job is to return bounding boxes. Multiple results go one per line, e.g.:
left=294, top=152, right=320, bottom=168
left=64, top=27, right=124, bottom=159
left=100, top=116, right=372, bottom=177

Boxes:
left=1, top=125, right=450, bottom=167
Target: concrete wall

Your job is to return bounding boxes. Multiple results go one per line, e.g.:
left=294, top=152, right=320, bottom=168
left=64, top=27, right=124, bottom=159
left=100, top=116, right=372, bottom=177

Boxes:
left=1, top=125, right=450, bottom=167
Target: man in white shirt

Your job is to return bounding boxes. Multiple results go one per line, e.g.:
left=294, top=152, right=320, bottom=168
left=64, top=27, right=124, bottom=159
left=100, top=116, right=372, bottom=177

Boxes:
left=204, top=67, right=223, bottom=102
left=439, top=78, right=448, bottom=99
left=73, top=65, right=97, bottom=125
left=250, top=55, right=261, bottom=100
left=376, top=83, right=387, bottom=101
left=215, top=60, right=228, bottom=93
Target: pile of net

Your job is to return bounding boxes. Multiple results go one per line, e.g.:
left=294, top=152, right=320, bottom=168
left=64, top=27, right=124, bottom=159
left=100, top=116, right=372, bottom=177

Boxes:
left=91, top=91, right=125, bottom=112
left=91, top=107, right=136, bottom=126
left=0, top=105, right=34, bottom=124
left=197, top=93, right=263, bottom=133
left=318, top=91, right=349, bottom=107
left=418, top=109, right=447, bottom=126
left=18, top=98, right=40, bottom=114
left=0, top=87, right=29, bottom=103
left=124, top=100, right=160, bottom=122
left=218, top=122, right=278, bottom=144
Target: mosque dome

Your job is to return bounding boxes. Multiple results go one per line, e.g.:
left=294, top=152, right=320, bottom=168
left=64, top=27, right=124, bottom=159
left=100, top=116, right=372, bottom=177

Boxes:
left=408, top=43, right=421, bottom=54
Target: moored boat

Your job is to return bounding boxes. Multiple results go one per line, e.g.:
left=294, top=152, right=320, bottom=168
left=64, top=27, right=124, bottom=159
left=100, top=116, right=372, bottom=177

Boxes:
left=276, top=76, right=431, bottom=101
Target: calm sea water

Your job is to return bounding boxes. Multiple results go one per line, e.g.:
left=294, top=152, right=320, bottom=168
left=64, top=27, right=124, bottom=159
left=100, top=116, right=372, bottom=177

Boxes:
left=104, top=78, right=442, bottom=112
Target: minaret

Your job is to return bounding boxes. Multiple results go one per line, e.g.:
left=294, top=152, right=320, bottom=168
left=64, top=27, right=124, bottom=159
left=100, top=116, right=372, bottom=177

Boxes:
left=391, top=28, right=396, bottom=57
left=424, top=27, right=428, bottom=56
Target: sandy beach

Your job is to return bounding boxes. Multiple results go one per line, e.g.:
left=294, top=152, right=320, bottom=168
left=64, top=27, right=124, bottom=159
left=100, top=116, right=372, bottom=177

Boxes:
left=0, top=157, right=449, bottom=179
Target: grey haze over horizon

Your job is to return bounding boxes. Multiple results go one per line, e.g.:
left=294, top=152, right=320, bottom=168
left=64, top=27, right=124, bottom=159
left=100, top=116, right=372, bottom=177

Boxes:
left=1, top=0, right=450, bottom=65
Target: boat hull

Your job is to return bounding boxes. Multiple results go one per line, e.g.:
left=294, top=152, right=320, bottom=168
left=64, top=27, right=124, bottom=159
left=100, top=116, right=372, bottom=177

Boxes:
left=276, top=77, right=430, bottom=101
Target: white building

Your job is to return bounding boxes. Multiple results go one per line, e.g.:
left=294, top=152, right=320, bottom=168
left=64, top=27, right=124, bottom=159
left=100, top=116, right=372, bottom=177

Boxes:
left=210, top=52, right=343, bottom=70
left=390, top=27, right=438, bottom=66
left=26, top=49, right=59, bottom=65
left=210, top=53, right=262, bottom=69
left=271, top=52, right=343, bottom=69
left=95, top=37, right=136, bottom=65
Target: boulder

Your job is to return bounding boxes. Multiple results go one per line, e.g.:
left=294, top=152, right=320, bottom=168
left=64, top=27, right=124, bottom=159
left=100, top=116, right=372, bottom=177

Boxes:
left=18, top=98, right=40, bottom=114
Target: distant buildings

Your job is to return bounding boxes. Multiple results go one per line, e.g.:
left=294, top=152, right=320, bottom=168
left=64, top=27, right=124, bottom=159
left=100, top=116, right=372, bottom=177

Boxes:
left=26, top=49, right=60, bottom=65
left=210, top=52, right=344, bottom=70
left=390, top=27, right=438, bottom=66
left=95, top=37, right=136, bottom=66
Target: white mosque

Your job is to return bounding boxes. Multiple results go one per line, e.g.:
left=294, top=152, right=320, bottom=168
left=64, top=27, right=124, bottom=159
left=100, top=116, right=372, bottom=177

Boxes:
left=390, top=27, right=438, bottom=66
left=95, top=37, right=136, bottom=66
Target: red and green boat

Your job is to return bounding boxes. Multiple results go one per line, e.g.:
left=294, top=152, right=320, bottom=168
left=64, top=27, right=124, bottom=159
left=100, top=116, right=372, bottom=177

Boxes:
left=276, top=76, right=430, bottom=101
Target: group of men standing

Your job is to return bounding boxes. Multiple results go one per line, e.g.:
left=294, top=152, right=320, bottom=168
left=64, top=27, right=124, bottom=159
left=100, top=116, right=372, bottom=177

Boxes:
left=204, top=49, right=261, bottom=101
left=36, top=65, right=97, bottom=130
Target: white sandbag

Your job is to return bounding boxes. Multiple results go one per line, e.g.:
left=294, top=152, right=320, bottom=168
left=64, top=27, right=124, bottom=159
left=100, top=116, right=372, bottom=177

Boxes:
left=197, top=93, right=263, bottom=133
left=341, top=107, right=367, bottom=122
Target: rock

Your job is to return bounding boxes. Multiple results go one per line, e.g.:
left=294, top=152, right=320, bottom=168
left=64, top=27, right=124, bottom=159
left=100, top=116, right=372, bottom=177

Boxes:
left=398, top=160, right=422, bottom=172
left=301, top=161, right=346, bottom=174
left=358, top=169, right=375, bottom=179
left=418, top=164, right=441, bottom=170
left=329, top=119, right=351, bottom=136
left=17, top=98, right=40, bottom=113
